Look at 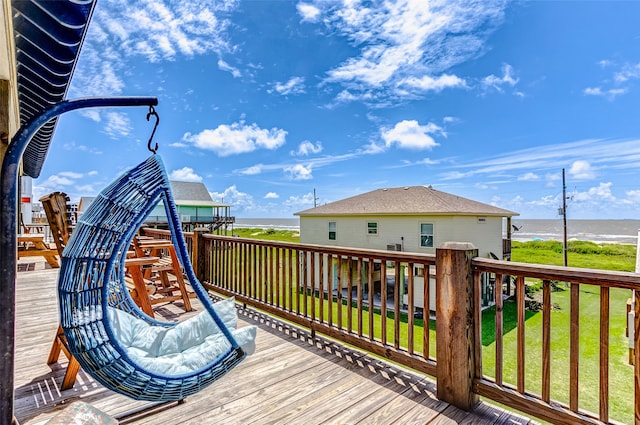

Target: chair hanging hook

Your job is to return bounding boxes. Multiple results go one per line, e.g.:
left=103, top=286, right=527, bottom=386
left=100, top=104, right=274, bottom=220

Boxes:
left=146, top=105, right=160, bottom=153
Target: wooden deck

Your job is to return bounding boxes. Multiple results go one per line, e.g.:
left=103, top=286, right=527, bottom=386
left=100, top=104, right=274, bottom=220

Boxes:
left=14, top=264, right=536, bottom=424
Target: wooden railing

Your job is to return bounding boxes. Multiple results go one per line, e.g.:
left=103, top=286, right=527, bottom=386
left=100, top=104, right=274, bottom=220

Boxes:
left=473, top=258, right=640, bottom=425
left=140, top=228, right=640, bottom=424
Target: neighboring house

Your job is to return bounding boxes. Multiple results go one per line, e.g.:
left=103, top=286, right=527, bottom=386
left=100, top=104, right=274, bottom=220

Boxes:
left=147, top=181, right=234, bottom=232
left=295, top=185, right=519, bottom=311
left=77, top=182, right=234, bottom=232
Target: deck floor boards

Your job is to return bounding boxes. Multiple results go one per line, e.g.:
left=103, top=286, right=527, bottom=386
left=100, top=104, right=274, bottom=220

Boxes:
left=14, top=265, right=535, bottom=424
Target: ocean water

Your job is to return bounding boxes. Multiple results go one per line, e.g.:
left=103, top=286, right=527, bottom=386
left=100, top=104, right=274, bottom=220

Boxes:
left=509, top=219, right=640, bottom=245
left=234, top=218, right=300, bottom=231
left=234, top=218, right=640, bottom=245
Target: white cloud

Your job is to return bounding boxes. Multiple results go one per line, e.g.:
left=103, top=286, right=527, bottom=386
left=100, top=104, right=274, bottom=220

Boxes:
left=545, top=172, right=561, bottom=187
left=285, top=164, right=313, bottom=180
left=283, top=192, right=316, bottom=208
left=59, top=171, right=84, bottom=179
left=62, top=141, right=102, bottom=155
left=313, top=0, right=507, bottom=102
left=272, top=77, right=306, bottom=95
left=482, top=64, right=519, bottom=93
left=218, top=59, right=242, bottom=78
left=70, top=1, right=238, bottom=96
left=264, top=192, right=279, bottom=199
left=42, top=175, right=75, bottom=187
left=293, top=140, right=323, bottom=156
left=583, top=86, right=628, bottom=100
left=614, top=62, right=640, bottom=83
left=103, top=112, right=132, bottom=138
left=399, top=74, right=467, bottom=92
left=569, top=160, right=595, bottom=180
left=169, top=167, right=203, bottom=182
left=239, top=164, right=264, bottom=175
left=518, top=172, right=539, bottom=181
left=80, top=110, right=102, bottom=122
left=210, top=185, right=256, bottom=212
left=573, top=182, right=615, bottom=202
left=625, top=189, right=640, bottom=202
left=183, top=121, right=287, bottom=156
left=297, top=3, right=321, bottom=22
left=381, top=120, right=441, bottom=150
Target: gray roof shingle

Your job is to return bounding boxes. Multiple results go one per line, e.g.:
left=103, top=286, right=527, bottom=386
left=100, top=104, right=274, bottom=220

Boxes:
left=170, top=181, right=228, bottom=207
left=295, top=186, right=518, bottom=217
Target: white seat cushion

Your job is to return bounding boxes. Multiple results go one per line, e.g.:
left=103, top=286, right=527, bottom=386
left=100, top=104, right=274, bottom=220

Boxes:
left=108, top=297, right=256, bottom=375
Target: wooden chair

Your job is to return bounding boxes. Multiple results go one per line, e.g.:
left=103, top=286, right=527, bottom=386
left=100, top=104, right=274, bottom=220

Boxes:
left=132, top=236, right=193, bottom=312
left=39, top=192, right=80, bottom=389
left=39, top=191, right=73, bottom=256
left=40, top=192, right=159, bottom=388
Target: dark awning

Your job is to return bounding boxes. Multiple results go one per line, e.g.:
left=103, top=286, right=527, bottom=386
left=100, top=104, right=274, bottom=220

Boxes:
left=12, top=0, right=98, bottom=178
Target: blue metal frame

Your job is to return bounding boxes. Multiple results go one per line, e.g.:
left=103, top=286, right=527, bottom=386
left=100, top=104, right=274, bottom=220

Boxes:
left=0, top=96, right=158, bottom=424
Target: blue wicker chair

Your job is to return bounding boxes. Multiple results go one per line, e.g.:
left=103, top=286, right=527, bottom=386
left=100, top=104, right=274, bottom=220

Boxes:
left=58, top=154, right=254, bottom=401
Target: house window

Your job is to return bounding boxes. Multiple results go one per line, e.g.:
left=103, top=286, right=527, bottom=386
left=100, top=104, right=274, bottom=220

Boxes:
left=420, top=223, right=434, bottom=247
left=328, top=221, right=336, bottom=240
left=367, top=222, right=378, bottom=235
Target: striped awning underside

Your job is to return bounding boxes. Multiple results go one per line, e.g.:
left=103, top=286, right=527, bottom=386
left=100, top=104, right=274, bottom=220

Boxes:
left=12, top=0, right=97, bottom=178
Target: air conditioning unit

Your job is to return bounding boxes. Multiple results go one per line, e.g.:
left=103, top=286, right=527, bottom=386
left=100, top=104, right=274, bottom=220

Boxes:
left=386, top=243, right=402, bottom=251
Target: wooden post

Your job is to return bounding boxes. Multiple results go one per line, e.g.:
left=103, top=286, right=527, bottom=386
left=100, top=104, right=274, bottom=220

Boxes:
left=192, top=227, right=208, bottom=282
left=436, top=242, right=479, bottom=410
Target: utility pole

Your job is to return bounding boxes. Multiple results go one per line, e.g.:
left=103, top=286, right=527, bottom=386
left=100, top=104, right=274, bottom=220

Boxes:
left=561, top=168, right=568, bottom=267
left=313, top=188, right=319, bottom=207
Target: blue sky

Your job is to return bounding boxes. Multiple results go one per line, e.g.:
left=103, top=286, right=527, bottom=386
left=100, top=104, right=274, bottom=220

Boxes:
left=35, top=0, right=640, bottom=219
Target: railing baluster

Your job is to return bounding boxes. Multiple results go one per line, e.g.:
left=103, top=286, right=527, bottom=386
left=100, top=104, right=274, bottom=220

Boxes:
left=599, top=286, right=609, bottom=422
left=271, top=247, right=281, bottom=307
left=293, top=249, right=302, bottom=315
left=570, top=281, right=580, bottom=411
left=256, top=246, right=261, bottom=301
left=234, top=241, right=240, bottom=294
left=337, top=256, right=343, bottom=329
left=319, top=253, right=324, bottom=323
left=635, top=289, right=640, bottom=424
left=542, top=279, right=551, bottom=403
left=394, top=261, right=400, bottom=350
left=473, top=269, right=482, bottom=382
left=517, top=275, right=525, bottom=393
left=251, top=243, right=257, bottom=299
left=381, top=260, right=387, bottom=345
left=327, top=254, right=336, bottom=326
left=267, top=246, right=272, bottom=305
left=357, top=258, right=363, bottom=337
left=241, top=242, right=247, bottom=299
left=347, top=258, right=353, bottom=333
left=301, top=250, right=307, bottom=317
left=288, top=248, right=294, bottom=312
left=311, top=252, right=317, bottom=321
left=408, top=262, right=414, bottom=355
left=368, top=258, right=374, bottom=341
left=424, top=263, right=430, bottom=361
left=495, top=273, right=503, bottom=386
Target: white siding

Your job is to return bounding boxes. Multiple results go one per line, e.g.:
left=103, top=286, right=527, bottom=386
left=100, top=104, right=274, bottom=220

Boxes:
left=299, top=214, right=503, bottom=258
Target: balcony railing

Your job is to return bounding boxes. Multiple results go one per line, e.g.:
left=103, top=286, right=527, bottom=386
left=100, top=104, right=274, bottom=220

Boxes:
left=140, top=227, right=640, bottom=425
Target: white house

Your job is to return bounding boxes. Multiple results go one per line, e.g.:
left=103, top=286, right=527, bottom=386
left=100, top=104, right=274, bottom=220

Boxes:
left=295, top=186, right=519, bottom=311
